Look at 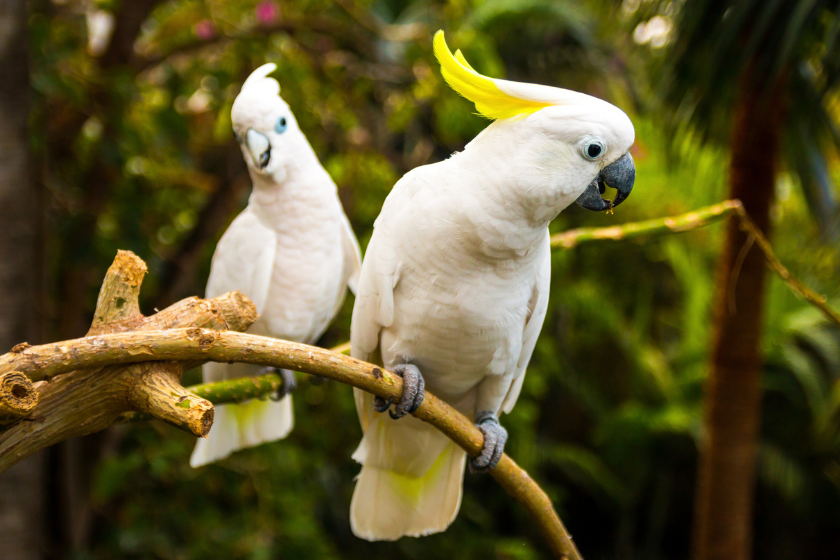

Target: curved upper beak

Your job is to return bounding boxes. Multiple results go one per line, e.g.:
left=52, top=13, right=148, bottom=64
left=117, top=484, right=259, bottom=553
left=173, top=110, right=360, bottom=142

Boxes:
left=575, top=151, right=635, bottom=212
left=246, top=129, right=271, bottom=170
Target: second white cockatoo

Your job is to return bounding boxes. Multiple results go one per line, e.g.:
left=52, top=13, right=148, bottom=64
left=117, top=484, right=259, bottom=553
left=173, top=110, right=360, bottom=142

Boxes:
left=348, top=32, right=636, bottom=540
left=191, top=64, right=362, bottom=467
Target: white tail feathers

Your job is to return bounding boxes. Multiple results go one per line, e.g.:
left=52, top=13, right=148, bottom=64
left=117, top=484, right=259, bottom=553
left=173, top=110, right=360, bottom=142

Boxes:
left=190, top=396, right=294, bottom=468
left=350, top=398, right=467, bottom=541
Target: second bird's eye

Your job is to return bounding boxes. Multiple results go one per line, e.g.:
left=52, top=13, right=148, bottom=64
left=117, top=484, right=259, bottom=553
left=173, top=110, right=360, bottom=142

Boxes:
left=275, top=117, right=288, bottom=134
left=582, top=140, right=605, bottom=160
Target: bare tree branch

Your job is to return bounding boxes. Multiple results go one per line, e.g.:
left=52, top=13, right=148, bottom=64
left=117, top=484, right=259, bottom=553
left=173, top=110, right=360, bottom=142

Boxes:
left=0, top=326, right=581, bottom=559
left=551, top=200, right=840, bottom=327
left=0, top=250, right=257, bottom=474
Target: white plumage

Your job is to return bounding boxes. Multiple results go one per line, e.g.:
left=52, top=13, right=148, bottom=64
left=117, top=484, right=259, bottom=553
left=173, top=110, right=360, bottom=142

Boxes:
left=348, top=32, right=635, bottom=540
left=191, top=64, right=361, bottom=468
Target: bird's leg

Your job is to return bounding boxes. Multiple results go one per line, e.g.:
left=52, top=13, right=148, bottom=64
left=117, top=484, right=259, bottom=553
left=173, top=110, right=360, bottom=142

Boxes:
left=254, top=367, right=297, bottom=401
left=469, top=411, right=508, bottom=473
left=373, top=364, right=425, bottom=420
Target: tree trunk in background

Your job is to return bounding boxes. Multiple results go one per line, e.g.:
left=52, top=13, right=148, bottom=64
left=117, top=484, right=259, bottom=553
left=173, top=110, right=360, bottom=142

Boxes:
left=47, top=2, right=164, bottom=554
left=692, top=71, right=786, bottom=560
left=0, top=1, right=46, bottom=559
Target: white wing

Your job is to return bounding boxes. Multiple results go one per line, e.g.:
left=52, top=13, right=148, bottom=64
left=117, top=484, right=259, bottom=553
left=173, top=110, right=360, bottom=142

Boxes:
left=350, top=171, right=430, bottom=430
left=500, top=235, right=551, bottom=414
left=340, top=212, right=363, bottom=296
left=349, top=231, right=397, bottom=432
left=206, top=208, right=277, bottom=316
left=194, top=208, right=290, bottom=465
left=349, top=169, right=426, bottom=364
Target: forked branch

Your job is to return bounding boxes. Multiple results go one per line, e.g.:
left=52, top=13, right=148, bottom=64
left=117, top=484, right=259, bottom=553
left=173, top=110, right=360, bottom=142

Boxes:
left=0, top=327, right=580, bottom=559
left=0, top=251, right=257, bottom=472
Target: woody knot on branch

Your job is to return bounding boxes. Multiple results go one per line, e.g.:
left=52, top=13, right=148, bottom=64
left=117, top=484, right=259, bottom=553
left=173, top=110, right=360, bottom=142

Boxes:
left=0, top=371, right=36, bottom=425
left=0, top=250, right=257, bottom=471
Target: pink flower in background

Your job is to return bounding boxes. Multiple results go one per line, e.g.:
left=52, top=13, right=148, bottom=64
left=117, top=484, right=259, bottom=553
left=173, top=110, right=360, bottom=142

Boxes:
left=194, top=19, right=217, bottom=40
left=256, top=1, right=280, bottom=25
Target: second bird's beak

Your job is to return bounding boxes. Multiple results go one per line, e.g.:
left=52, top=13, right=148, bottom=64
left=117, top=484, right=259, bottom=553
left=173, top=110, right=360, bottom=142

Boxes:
left=246, top=129, right=272, bottom=170
left=575, top=151, right=635, bottom=211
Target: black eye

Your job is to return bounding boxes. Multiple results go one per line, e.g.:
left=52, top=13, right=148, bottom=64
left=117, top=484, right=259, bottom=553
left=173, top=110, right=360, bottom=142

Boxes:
left=275, top=117, right=288, bottom=134
left=582, top=140, right=605, bottom=160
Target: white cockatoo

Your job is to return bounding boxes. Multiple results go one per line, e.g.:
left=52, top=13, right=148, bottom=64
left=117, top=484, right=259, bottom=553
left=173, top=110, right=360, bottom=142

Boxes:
left=348, top=31, right=636, bottom=540
left=191, top=64, right=362, bottom=468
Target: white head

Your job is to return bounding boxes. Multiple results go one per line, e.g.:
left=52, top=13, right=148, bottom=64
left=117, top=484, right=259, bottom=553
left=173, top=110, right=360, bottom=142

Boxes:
left=434, top=31, right=636, bottom=215
left=231, top=63, right=314, bottom=185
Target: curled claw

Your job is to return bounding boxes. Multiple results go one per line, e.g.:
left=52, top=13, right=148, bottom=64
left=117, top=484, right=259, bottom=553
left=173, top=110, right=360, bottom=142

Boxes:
left=372, top=364, right=425, bottom=420
left=469, top=411, right=508, bottom=473
left=264, top=368, right=296, bottom=401
left=373, top=396, right=393, bottom=412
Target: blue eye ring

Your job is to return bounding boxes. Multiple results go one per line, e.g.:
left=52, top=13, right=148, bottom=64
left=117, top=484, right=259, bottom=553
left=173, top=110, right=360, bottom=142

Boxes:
left=275, top=116, right=288, bottom=134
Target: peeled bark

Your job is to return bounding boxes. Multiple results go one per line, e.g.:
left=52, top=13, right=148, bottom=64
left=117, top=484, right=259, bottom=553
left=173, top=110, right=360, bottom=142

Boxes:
left=692, top=72, right=786, bottom=560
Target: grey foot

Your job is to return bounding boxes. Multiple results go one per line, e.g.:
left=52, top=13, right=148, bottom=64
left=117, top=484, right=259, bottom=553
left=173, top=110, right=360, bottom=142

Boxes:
left=257, top=367, right=296, bottom=401
left=469, top=411, right=508, bottom=473
left=373, top=364, right=425, bottom=420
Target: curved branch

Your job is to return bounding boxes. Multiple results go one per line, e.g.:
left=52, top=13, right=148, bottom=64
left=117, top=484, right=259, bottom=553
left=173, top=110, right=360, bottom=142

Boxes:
left=0, top=328, right=580, bottom=559
left=550, top=199, right=741, bottom=249
left=551, top=199, right=840, bottom=327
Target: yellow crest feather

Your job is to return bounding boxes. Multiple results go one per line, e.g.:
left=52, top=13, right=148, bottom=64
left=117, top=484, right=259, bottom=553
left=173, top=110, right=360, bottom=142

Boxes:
left=433, top=31, right=551, bottom=120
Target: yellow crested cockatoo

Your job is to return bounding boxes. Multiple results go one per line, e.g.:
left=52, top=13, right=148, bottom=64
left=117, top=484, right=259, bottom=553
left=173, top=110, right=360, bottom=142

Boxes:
left=191, top=64, right=362, bottom=467
left=348, top=32, right=635, bottom=540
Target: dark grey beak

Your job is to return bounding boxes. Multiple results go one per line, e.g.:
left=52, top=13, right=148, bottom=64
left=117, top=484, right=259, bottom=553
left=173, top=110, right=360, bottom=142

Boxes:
left=575, top=151, right=635, bottom=212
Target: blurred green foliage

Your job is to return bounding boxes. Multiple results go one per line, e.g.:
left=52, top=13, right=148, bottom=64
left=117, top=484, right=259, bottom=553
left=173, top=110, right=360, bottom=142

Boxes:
left=27, top=0, right=840, bottom=559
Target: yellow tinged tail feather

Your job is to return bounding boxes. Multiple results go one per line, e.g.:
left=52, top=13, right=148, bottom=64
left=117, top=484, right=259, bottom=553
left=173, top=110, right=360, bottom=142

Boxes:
left=190, top=396, right=294, bottom=467
left=350, top=437, right=466, bottom=540
left=350, top=390, right=468, bottom=540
